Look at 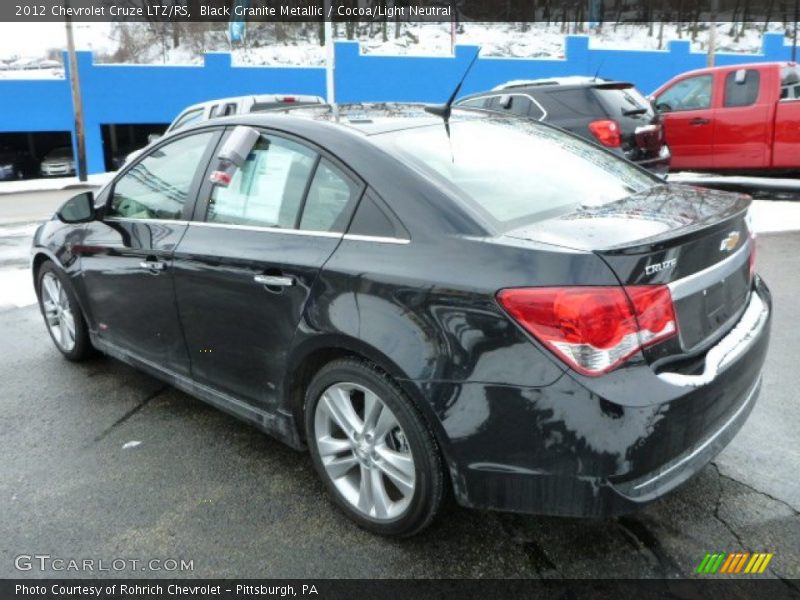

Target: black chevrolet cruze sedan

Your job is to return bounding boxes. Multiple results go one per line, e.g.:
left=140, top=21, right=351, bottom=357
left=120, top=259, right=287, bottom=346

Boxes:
left=31, top=107, right=771, bottom=536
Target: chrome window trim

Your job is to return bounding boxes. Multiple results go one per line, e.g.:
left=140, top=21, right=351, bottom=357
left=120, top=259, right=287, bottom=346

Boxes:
left=342, top=233, right=410, bottom=245
left=104, top=217, right=188, bottom=226
left=188, top=220, right=342, bottom=238
left=103, top=217, right=412, bottom=243
left=667, top=240, right=750, bottom=301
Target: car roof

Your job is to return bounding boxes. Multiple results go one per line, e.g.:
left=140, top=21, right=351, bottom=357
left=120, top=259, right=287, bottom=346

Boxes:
left=201, top=103, right=495, bottom=137
left=489, top=76, right=634, bottom=91
left=182, top=93, right=324, bottom=113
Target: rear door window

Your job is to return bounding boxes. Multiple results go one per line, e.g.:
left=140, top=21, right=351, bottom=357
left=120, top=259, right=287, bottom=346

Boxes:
left=299, top=159, right=361, bottom=233
left=207, top=135, right=317, bottom=229
left=780, top=65, right=800, bottom=100
left=724, top=69, right=761, bottom=107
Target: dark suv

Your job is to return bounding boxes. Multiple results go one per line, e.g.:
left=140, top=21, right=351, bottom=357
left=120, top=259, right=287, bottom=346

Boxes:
left=457, top=76, right=671, bottom=175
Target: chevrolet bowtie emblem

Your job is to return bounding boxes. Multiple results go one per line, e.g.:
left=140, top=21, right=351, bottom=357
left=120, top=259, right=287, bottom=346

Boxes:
left=720, top=231, right=740, bottom=252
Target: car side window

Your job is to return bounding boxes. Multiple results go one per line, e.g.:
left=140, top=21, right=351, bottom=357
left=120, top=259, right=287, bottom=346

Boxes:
left=299, top=159, right=360, bottom=232
left=458, top=97, right=487, bottom=108
left=655, top=75, right=713, bottom=112
left=207, top=135, right=317, bottom=229
left=527, top=100, right=545, bottom=120
left=724, top=70, right=760, bottom=108
left=502, top=95, right=534, bottom=117
left=108, top=132, right=215, bottom=220
left=171, top=108, right=204, bottom=131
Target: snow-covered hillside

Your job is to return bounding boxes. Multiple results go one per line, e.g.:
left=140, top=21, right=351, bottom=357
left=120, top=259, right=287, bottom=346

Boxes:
left=0, top=20, right=795, bottom=77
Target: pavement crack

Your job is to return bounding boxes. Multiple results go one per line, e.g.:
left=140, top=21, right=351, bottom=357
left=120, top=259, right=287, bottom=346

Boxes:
left=616, top=516, right=682, bottom=577
left=92, top=385, right=168, bottom=443
left=776, top=574, right=800, bottom=593
left=494, top=514, right=563, bottom=578
left=712, top=462, right=800, bottom=516
left=710, top=463, right=747, bottom=550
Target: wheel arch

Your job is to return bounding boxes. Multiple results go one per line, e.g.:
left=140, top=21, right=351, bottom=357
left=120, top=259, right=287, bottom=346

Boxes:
left=283, top=334, right=452, bottom=460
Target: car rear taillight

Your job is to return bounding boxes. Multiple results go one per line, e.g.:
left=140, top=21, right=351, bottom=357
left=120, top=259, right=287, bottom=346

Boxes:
left=280, top=96, right=297, bottom=103
left=588, top=120, right=622, bottom=148
left=496, top=286, right=677, bottom=376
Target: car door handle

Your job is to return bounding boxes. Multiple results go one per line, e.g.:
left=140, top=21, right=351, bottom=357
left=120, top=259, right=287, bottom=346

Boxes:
left=690, top=117, right=710, bottom=125
left=254, top=274, right=294, bottom=287
left=139, top=260, right=166, bottom=272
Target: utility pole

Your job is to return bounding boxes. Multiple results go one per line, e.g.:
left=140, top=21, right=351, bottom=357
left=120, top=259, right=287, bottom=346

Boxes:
left=64, top=1, right=87, bottom=182
left=323, top=0, right=337, bottom=120
left=793, top=0, right=798, bottom=62
left=707, top=0, right=718, bottom=67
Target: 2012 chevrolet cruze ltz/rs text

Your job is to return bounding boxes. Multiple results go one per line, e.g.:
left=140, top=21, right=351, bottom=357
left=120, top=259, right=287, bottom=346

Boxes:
left=31, top=107, right=771, bottom=536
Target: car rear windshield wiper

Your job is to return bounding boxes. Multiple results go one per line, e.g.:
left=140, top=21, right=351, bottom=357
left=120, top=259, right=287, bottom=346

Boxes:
left=622, top=107, right=648, bottom=116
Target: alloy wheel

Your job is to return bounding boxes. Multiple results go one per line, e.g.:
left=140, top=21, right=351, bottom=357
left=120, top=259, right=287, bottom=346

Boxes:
left=41, top=272, right=76, bottom=352
left=314, top=382, right=416, bottom=521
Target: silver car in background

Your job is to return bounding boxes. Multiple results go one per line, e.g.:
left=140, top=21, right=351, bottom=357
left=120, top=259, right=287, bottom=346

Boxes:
left=39, top=146, right=76, bottom=177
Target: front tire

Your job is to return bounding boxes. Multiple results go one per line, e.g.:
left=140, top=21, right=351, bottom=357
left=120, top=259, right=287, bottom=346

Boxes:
left=305, top=358, right=445, bottom=537
left=37, top=261, right=93, bottom=361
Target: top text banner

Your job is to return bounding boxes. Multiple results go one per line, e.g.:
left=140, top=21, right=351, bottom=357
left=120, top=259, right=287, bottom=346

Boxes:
left=0, top=0, right=787, bottom=23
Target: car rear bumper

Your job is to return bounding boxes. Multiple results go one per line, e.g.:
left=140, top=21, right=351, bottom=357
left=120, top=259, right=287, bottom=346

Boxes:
left=438, top=276, right=771, bottom=517
left=635, top=145, right=671, bottom=177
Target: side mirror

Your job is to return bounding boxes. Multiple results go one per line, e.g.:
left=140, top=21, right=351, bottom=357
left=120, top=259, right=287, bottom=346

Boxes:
left=147, top=133, right=162, bottom=144
left=734, top=69, right=747, bottom=84
left=57, top=191, right=95, bottom=223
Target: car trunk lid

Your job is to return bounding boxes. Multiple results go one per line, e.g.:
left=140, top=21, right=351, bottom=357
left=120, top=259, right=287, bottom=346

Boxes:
left=505, top=184, right=753, bottom=360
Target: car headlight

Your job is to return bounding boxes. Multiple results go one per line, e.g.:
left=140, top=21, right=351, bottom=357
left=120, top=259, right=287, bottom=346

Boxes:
left=0, top=164, right=13, bottom=175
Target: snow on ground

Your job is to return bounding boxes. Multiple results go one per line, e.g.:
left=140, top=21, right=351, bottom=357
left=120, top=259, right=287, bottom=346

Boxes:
left=0, top=173, right=112, bottom=196
left=0, top=268, right=36, bottom=310
left=749, top=200, right=800, bottom=234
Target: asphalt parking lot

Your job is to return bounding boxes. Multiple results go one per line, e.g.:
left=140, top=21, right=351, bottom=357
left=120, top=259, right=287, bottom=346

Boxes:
left=0, top=189, right=798, bottom=582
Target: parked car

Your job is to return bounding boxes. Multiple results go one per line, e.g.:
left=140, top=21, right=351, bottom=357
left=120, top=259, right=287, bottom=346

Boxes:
left=39, top=146, right=76, bottom=177
left=33, top=108, right=770, bottom=536
left=651, top=62, right=800, bottom=172
left=122, top=93, right=326, bottom=167
left=456, top=76, right=671, bottom=175
left=0, top=146, right=37, bottom=180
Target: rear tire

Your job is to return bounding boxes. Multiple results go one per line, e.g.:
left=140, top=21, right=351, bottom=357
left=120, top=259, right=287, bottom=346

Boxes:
left=37, top=261, right=93, bottom=361
left=305, top=358, right=445, bottom=537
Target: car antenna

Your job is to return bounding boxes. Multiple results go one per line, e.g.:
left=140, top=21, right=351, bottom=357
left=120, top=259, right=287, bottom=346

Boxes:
left=424, top=47, right=481, bottom=123
left=592, top=59, right=605, bottom=82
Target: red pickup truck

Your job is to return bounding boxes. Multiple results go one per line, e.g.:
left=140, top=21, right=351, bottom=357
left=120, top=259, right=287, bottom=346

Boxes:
left=651, top=62, right=800, bottom=172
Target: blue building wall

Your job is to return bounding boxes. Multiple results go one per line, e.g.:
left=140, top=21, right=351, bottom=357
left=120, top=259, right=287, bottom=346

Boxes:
left=0, top=32, right=792, bottom=174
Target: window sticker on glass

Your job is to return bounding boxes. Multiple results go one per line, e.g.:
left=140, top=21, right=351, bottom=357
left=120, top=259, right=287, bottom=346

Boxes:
left=207, top=135, right=316, bottom=229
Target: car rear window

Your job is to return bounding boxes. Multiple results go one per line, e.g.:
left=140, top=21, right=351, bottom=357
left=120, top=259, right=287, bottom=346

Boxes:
left=593, top=85, right=655, bottom=119
left=373, top=119, right=655, bottom=229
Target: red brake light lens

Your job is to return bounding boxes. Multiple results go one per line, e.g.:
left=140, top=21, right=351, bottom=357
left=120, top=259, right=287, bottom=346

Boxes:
left=496, top=286, right=677, bottom=376
left=588, top=119, right=622, bottom=147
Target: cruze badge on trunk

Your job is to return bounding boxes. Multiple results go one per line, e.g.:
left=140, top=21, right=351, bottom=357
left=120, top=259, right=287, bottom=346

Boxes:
left=645, top=258, right=677, bottom=276
left=720, top=231, right=741, bottom=252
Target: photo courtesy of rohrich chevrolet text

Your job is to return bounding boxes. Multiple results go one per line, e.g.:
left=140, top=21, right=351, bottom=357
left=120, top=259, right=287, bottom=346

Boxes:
left=0, top=0, right=797, bottom=597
